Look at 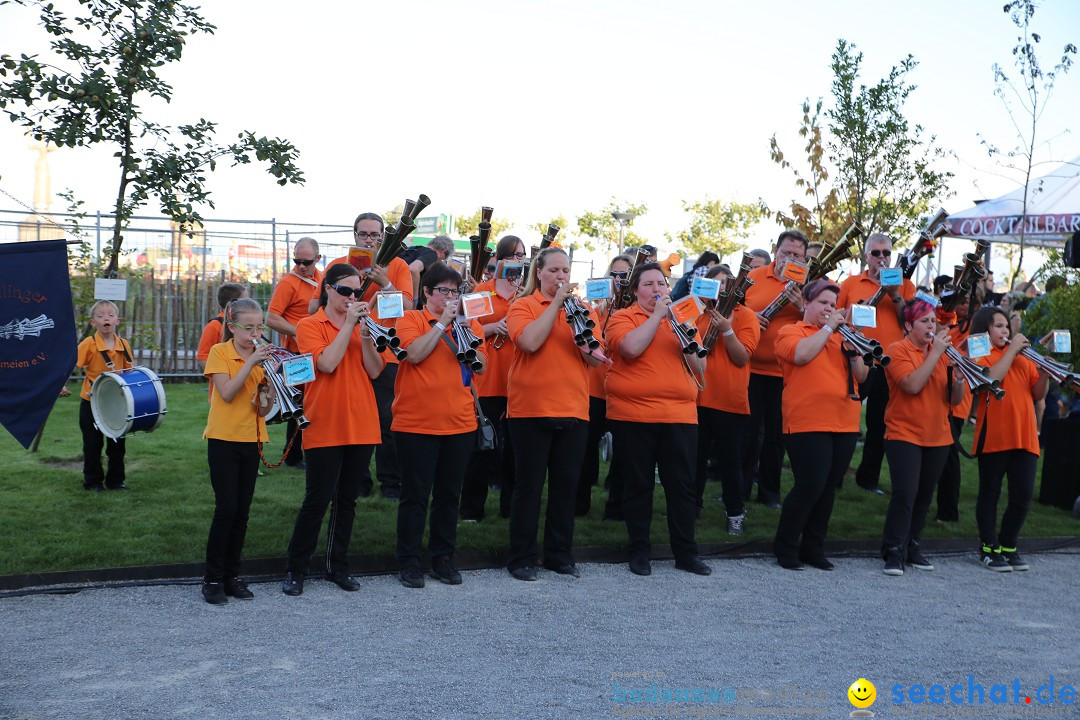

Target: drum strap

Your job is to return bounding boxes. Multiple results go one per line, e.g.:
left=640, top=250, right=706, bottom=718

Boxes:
left=99, top=337, right=133, bottom=370
left=290, top=271, right=319, bottom=287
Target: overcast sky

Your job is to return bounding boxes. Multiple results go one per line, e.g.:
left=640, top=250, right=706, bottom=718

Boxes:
left=2, top=0, right=1079, bottom=277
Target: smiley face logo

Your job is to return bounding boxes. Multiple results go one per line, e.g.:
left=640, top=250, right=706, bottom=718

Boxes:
left=848, top=678, right=876, bottom=709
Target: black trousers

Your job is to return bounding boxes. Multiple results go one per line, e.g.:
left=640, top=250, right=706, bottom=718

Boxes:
left=882, top=441, right=950, bottom=556
left=459, top=396, right=515, bottom=521
left=696, top=407, right=748, bottom=518
left=367, top=363, right=400, bottom=495
left=743, top=373, right=784, bottom=504
left=396, top=431, right=474, bottom=568
left=976, top=449, right=1037, bottom=549
left=577, top=396, right=608, bottom=515
left=284, top=417, right=304, bottom=465
left=610, top=420, right=699, bottom=562
left=935, top=416, right=966, bottom=521
left=205, top=439, right=259, bottom=582
left=79, top=399, right=126, bottom=488
left=774, top=432, right=858, bottom=562
left=507, top=417, right=588, bottom=570
left=855, top=366, right=890, bottom=490
left=286, top=444, right=371, bottom=576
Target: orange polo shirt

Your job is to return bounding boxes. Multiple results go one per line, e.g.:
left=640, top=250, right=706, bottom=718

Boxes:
left=203, top=340, right=268, bottom=443
left=392, top=309, right=485, bottom=435
left=744, top=263, right=803, bottom=377
left=197, top=314, right=224, bottom=363
left=775, top=322, right=862, bottom=434
left=320, top=255, right=413, bottom=366
left=883, top=337, right=952, bottom=447
left=76, top=333, right=133, bottom=401
left=947, top=325, right=973, bottom=420
left=295, top=309, right=381, bottom=449
left=269, top=269, right=324, bottom=352
left=471, top=279, right=515, bottom=398
left=506, top=290, right=594, bottom=421
left=605, top=305, right=699, bottom=424
left=695, top=304, right=761, bottom=415
left=973, top=347, right=1041, bottom=456
left=589, top=362, right=609, bottom=399
left=837, top=273, right=916, bottom=348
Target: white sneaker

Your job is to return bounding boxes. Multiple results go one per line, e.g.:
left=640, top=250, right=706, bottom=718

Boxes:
left=727, top=513, right=745, bottom=536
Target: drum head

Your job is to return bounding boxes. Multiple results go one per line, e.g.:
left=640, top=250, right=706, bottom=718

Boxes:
left=90, top=372, right=134, bottom=440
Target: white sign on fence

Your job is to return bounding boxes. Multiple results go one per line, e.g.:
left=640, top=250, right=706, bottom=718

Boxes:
left=93, top=278, right=128, bottom=301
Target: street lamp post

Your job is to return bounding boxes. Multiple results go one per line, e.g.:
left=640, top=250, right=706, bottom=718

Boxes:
left=612, top=211, right=635, bottom=255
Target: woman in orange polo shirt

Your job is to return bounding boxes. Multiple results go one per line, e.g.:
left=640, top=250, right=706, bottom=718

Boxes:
left=505, top=247, right=604, bottom=581
left=935, top=300, right=973, bottom=523
left=606, top=263, right=711, bottom=578
left=880, top=300, right=965, bottom=576
left=201, top=298, right=274, bottom=605
left=969, top=306, right=1048, bottom=572
left=583, top=254, right=633, bottom=520
left=393, top=262, right=486, bottom=588
left=281, top=263, right=385, bottom=597
left=694, top=264, right=761, bottom=536
left=773, top=279, right=868, bottom=571
left=460, top=235, right=526, bottom=522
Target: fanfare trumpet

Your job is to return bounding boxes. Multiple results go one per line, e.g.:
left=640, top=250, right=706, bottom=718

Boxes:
left=469, top=206, right=495, bottom=283
left=897, top=208, right=949, bottom=279
left=760, top=223, right=862, bottom=320
left=357, top=193, right=430, bottom=298
left=837, top=325, right=890, bottom=368
left=944, top=345, right=1005, bottom=400
left=252, top=338, right=310, bottom=429
left=1010, top=342, right=1080, bottom=392
left=608, top=246, right=652, bottom=319
left=702, top=254, right=755, bottom=352
left=452, top=316, right=484, bottom=373
left=939, top=239, right=990, bottom=313
left=365, top=317, right=407, bottom=361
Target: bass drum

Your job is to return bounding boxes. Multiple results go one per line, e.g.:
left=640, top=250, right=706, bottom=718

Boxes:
left=90, top=366, right=167, bottom=440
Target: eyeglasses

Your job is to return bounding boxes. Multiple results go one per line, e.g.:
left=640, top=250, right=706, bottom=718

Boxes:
left=485, top=265, right=497, bottom=272
left=510, top=252, right=527, bottom=259
left=293, top=258, right=316, bottom=266
left=355, top=231, right=383, bottom=240
left=868, top=249, right=892, bottom=258
left=229, top=323, right=267, bottom=333
left=432, top=286, right=461, bottom=298
left=330, top=284, right=365, bottom=299
left=610, top=271, right=629, bottom=279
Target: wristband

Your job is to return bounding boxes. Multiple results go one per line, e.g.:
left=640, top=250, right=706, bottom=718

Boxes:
left=434, top=321, right=447, bottom=332
left=822, top=325, right=834, bottom=334
left=722, top=328, right=735, bottom=337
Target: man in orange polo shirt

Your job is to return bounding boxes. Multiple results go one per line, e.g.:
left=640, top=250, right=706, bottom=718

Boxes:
left=267, top=236, right=323, bottom=469
left=312, top=212, right=414, bottom=498
left=837, top=233, right=916, bottom=495
left=742, top=230, right=808, bottom=509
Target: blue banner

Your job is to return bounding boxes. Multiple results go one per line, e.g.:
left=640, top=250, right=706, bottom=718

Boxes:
left=0, top=239, right=78, bottom=448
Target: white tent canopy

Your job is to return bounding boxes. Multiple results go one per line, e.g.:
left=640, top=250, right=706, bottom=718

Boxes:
left=943, top=157, right=1080, bottom=248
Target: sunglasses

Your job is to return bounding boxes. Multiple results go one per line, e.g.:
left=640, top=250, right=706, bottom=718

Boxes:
left=293, top=258, right=316, bottom=266
left=485, top=265, right=497, bottom=272
left=330, top=284, right=365, bottom=299
left=868, top=249, right=892, bottom=258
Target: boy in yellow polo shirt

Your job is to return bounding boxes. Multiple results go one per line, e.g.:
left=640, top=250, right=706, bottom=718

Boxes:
left=201, top=298, right=276, bottom=605
left=75, top=300, right=133, bottom=492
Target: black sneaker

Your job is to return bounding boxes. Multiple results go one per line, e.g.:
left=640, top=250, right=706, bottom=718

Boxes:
left=224, top=578, right=254, bottom=600
left=429, top=557, right=463, bottom=585
left=399, top=566, right=425, bottom=589
left=883, top=553, right=904, bottom=577
left=999, top=547, right=1029, bottom=571
left=201, top=582, right=228, bottom=605
left=979, top=546, right=1012, bottom=573
left=281, top=571, right=305, bottom=596
left=907, top=552, right=934, bottom=572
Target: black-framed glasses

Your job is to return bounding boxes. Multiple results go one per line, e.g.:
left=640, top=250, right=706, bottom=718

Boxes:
left=432, top=286, right=461, bottom=298
left=510, top=251, right=527, bottom=259
left=293, top=258, right=316, bottom=266
left=355, top=231, right=383, bottom=240
left=868, top=249, right=892, bottom=258
left=485, top=265, right=497, bottom=272
left=330, top=284, right=365, bottom=298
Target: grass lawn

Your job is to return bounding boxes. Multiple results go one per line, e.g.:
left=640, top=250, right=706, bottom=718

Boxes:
left=1, top=381, right=1076, bottom=577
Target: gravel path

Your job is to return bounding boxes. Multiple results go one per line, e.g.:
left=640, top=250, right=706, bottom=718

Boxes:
left=2, top=552, right=1078, bottom=719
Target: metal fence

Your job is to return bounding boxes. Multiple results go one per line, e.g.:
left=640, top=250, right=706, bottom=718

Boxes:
left=1, top=208, right=358, bottom=376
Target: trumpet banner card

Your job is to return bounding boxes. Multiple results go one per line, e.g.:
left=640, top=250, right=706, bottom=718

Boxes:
left=0, top=240, right=78, bottom=448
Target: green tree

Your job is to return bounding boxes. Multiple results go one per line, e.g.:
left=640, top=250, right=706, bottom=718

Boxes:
left=769, top=98, right=849, bottom=245
left=0, top=0, right=305, bottom=277
left=826, top=39, right=953, bottom=241
left=454, top=207, right=512, bottom=240
left=667, top=197, right=769, bottom=258
left=577, top=199, right=648, bottom=254
left=980, top=0, right=1076, bottom=290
